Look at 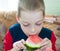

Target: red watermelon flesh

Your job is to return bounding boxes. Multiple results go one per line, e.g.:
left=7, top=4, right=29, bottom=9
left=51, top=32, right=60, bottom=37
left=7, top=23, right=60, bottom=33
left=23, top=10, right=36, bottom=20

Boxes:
left=25, top=35, right=42, bottom=49
left=29, top=35, right=42, bottom=44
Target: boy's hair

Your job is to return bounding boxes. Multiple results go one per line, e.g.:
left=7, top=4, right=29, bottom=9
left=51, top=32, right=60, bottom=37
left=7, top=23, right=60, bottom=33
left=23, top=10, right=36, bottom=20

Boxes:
left=18, top=0, right=45, bottom=17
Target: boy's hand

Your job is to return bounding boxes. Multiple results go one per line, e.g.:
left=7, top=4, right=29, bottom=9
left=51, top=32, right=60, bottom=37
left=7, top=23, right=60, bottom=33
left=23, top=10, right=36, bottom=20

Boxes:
left=35, top=38, right=53, bottom=51
left=41, top=38, right=52, bottom=48
left=34, top=48, right=53, bottom=51
left=39, top=38, right=53, bottom=51
left=13, top=39, right=26, bottom=51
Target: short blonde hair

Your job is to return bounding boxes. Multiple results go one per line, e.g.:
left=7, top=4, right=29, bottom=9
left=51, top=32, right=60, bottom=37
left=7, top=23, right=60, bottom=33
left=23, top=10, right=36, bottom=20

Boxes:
left=18, top=0, right=45, bottom=17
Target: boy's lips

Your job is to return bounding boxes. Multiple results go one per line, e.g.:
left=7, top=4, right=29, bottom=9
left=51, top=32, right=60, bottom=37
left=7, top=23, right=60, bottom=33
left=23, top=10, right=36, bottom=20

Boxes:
left=29, top=34, right=37, bottom=36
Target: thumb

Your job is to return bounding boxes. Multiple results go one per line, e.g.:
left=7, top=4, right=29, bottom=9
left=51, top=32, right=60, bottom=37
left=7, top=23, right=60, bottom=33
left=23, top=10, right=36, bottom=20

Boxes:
left=45, top=47, right=53, bottom=51
left=20, top=39, right=26, bottom=44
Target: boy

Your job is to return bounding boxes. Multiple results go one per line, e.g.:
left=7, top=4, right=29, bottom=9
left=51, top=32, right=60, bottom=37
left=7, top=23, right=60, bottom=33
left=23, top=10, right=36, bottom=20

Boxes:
left=4, top=0, right=56, bottom=51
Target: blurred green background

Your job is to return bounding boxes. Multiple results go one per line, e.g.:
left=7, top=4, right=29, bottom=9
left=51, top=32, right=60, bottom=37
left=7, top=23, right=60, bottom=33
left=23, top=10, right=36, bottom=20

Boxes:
left=44, top=0, right=60, bottom=16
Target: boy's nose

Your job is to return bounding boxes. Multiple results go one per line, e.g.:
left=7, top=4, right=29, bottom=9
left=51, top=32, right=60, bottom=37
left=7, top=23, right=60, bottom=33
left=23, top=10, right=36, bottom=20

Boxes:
left=30, top=27, right=36, bottom=33
left=31, top=28, right=35, bottom=32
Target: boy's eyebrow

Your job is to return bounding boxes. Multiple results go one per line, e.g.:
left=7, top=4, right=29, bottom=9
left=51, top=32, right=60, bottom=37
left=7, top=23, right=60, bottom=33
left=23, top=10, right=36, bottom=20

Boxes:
left=20, top=18, right=29, bottom=23
left=22, top=19, right=43, bottom=23
left=22, top=21, right=29, bottom=23
left=36, top=19, right=43, bottom=23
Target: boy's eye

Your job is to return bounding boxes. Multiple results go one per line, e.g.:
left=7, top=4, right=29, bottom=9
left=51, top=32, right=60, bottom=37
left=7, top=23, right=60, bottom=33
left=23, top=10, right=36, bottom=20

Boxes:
left=36, top=23, right=42, bottom=26
left=23, top=24, right=30, bottom=27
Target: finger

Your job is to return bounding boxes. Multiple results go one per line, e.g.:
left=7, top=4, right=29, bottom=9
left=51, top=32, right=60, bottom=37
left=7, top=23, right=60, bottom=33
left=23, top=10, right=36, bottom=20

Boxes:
left=13, top=42, right=20, bottom=50
left=45, top=47, right=53, bottom=51
left=13, top=40, right=26, bottom=50
left=41, top=45, right=48, bottom=50
left=20, top=39, right=26, bottom=49
left=41, top=40, right=52, bottom=48
left=41, top=40, right=50, bottom=46
left=20, top=39, right=26, bottom=44
left=20, top=43, right=26, bottom=49
left=41, top=42, right=52, bottom=50
left=47, top=42, right=52, bottom=48
left=41, top=38, right=49, bottom=44
left=41, top=46, right=53, bottom=51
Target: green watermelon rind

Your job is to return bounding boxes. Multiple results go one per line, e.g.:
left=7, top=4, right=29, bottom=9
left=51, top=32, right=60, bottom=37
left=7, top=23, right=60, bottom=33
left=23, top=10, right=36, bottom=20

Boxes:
left=25, top=39, right=41, bottom=48
left=25, top=43, right=41, bottom=50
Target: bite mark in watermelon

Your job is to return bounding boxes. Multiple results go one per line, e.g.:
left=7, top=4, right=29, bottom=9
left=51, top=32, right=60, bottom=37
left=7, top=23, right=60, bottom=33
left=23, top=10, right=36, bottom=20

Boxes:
left=25, top=35, right=42, bottom=50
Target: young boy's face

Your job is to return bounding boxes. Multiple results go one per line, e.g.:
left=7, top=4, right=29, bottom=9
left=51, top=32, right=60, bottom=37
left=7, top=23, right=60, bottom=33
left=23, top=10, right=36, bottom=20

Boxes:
left=18, top=10, right=44, bottom=36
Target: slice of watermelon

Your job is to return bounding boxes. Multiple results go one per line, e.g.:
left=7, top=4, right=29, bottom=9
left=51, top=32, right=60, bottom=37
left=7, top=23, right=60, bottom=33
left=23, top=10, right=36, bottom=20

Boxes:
left=25, top=35, right=42, bottom=50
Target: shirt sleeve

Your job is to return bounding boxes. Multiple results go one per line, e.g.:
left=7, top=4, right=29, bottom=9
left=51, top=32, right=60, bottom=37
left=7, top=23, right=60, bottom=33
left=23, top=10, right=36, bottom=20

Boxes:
left=3, top=30, right=13, bottom=51
left=51, top=31, right=56, bottom=51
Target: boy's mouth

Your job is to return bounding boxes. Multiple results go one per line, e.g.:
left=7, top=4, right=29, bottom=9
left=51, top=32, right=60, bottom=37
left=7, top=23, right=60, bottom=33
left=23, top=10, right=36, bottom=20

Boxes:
left=29, top=34, right=37, bottom=36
